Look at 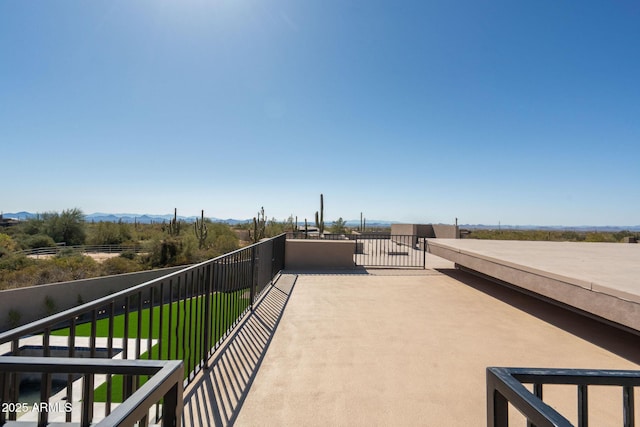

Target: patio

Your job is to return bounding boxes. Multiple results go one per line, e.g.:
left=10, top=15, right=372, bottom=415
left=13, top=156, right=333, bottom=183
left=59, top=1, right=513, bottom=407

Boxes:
left=182, top=261, right=640, bottom=426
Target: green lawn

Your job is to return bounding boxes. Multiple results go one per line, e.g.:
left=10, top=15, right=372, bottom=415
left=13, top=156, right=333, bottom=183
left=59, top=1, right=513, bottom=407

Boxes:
left=53, top=289, right=251, bottom=402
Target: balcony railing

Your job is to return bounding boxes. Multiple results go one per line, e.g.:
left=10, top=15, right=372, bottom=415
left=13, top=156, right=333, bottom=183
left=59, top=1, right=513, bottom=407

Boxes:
left=0, top=234, right=285, bottom=426
left=0, top=357, right=183, bottom=427
left=487, top=367, right=640, bottom=427
left=286, top=233, right=426, bottom=268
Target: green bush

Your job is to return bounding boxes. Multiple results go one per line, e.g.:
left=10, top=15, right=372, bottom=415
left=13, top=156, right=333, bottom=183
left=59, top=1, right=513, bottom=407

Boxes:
left=0, top=254, right=35, bottom=271
left=24, top=234, right=56, bottom=249
left=119, top=251, right=137, bottom=260
left=101, top=257, right=142, bottom=275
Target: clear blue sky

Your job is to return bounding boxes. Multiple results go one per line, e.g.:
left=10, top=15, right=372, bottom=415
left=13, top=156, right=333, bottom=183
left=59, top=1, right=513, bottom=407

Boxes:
left=2, top=1, right=639, bottom=226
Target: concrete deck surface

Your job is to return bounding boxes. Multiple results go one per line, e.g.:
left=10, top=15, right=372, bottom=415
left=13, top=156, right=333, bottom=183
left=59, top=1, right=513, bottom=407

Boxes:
left=184, top=265, right=640, bottom=426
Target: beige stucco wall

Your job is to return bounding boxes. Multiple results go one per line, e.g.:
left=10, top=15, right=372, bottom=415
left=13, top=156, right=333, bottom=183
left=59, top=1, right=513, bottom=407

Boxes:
left=432, top=224, right=459, bottom=239
left=285, top=240, right=355, bottom=270
left=0, top=266, right=186, bottom=331
left=392, top=224, right=459, bottom=248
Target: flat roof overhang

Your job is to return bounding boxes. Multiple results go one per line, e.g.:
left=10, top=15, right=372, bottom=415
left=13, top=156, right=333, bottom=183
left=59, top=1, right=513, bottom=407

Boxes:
left=427, top=239, right=640, bottom=334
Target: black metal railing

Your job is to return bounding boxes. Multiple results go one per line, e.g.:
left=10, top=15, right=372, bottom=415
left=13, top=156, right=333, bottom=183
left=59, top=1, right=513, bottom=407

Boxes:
left=0, top=234, right=285, bottom=425
left=354, top=234, right=426, bottom=268
left=487, top=367, right=640, bottom=427
left=286, top=233, right=425, bottom=268
left=0, top=357, right=183, bottom=427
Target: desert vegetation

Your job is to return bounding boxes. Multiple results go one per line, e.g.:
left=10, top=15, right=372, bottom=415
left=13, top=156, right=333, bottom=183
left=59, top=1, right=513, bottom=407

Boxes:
left=0, top=208, right=298, bottom=291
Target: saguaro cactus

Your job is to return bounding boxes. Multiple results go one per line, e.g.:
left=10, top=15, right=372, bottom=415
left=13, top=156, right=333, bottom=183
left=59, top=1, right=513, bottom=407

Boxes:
left=315, top=193, right=325, bottom=235
left=194, top=210, right=208, bottom=249
left=252, top=207, right=266, bottom=243
left=164, top=208, right=181, bottom=236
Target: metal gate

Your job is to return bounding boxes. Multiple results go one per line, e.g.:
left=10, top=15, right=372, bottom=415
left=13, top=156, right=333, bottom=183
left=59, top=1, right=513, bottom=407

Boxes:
left=354, top=234, right=425, bottom=268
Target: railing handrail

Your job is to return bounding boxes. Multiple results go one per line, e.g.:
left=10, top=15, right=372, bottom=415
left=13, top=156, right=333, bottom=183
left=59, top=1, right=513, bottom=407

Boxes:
left=0, top=234, right=287, bottom=345
left=487, top=367, right=640, bottom=426
left=0, top=356, right=183, bottom=427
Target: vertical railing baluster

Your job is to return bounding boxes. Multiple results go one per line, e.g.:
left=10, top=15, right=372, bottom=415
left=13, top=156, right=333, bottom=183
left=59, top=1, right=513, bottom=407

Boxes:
left=106, top=301, right=115, bottom=417
left=183, top=271, right=191, bottom=377
left=214, top=261, right=221, bottom=350
left=123, top=295, right=130, bottom=359
left=578, top=384, right=588, bottom=427
left=67, top=317, right=77, bottom=422
left=148, top=287, right=154, bottom=361
left=136, top=290, right=143, bottom=360
left=90, top=308, right=97, bottom=358
left=9, top=339, right=18, bottom=421
left=250, top=246, right=256, bottom=311
left=623, top=386, right=634, bottom=427
left=203, top=263, right=212, bottom=368
left=122, top=295, right=130, bottom=401
left=81, top=374, right=94, bottom=427
left=193, top=268, right=199, bottom=374
left=159, top=282, right=165, bottom=360
left=526, top=383, right=543, bottom=427
left=39, top=328, right=52, bottom=427
left=168, top=279, right=174, bottom=360
left=0, top=372, right=6, bottom=425
left=155, top=281, right=165, bottom=423
left=177, top=275, right=184, bottom=361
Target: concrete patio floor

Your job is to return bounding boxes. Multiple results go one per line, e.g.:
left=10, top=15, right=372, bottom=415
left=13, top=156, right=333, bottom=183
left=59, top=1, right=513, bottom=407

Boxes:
left=182, top=257, right=640, bottom=426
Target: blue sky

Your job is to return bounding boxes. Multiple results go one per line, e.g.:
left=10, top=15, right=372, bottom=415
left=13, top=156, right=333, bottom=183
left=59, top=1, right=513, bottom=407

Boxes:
left=2, top=1, right=639, bottom=225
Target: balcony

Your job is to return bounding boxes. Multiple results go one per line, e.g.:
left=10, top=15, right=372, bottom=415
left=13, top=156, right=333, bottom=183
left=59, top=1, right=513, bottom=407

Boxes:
left=1, top=235, right=639, bottom=426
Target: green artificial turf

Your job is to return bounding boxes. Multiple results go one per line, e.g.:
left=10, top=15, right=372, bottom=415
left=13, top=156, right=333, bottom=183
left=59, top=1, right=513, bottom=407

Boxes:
left=52, top=289, right=250, bottom=402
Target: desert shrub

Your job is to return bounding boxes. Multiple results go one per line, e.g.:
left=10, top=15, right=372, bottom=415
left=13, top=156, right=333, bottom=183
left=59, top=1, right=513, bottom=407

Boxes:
left=0, top=254, right=35, bottom=271
left=119, top=251, right=137, bottom=260
left=24, top=234, right=56, bottom=249
left=49, top=254, right=100, bottom=280
left=0, top=233, right=17, bottom=256
left=145, top=238, right=181, bottom=267
left=87, top=221, right=133, bottom=245
left=101, top=257, right=142, bottom=275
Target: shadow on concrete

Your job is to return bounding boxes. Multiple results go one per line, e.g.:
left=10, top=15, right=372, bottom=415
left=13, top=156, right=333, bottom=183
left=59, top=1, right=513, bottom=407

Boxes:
left=437, top=268, right=640, bottom=365
left=181, top=274, right=297, bottom=427
left=283, top=267, right=370, bottom=275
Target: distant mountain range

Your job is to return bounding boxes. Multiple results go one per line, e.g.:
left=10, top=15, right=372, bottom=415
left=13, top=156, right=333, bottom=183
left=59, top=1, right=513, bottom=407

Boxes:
left=0, top=211, right=395, bottom=227
left=2, top=212, right=639, bottom=231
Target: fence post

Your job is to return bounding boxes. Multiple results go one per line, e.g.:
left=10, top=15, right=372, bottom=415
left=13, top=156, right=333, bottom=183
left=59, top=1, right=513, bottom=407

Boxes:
left=250, top=245, right=256, bottom=311
left=423, top=237, right=427, bottom=269
left=203, top=263, right=212, bottom=369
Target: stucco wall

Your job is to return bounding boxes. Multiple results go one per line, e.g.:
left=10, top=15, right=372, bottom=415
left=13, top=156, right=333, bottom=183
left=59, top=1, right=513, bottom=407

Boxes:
left=392, top=224, right=459, bottom=247
left=285, top=240, right=355, bottom=270
left=0, top=266, right=186, bottom=332
left=432, top=224, right=459, bottom=239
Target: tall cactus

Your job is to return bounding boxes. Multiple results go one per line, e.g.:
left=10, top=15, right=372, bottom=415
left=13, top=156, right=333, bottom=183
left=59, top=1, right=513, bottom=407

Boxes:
left=252, top=206, right=266, bottom=243
left=164, top=208, right=181, bottom=236
left=194, top=210, right=208, bottom=249
left=315, top=193, right=325, bottom=235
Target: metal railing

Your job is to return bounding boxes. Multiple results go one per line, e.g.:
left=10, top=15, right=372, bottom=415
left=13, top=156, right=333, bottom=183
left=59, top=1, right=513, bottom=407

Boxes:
left=286, top=233, right=425, bottom=268
left=17, top=244, right=144, bottom=257
left=487, top=367, right=640, bottom=427
left=0, top=357, right=183, bottom=427
left=0, top=234, right=286, bottom=425
left=354, top=234, right=426, bottom=268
